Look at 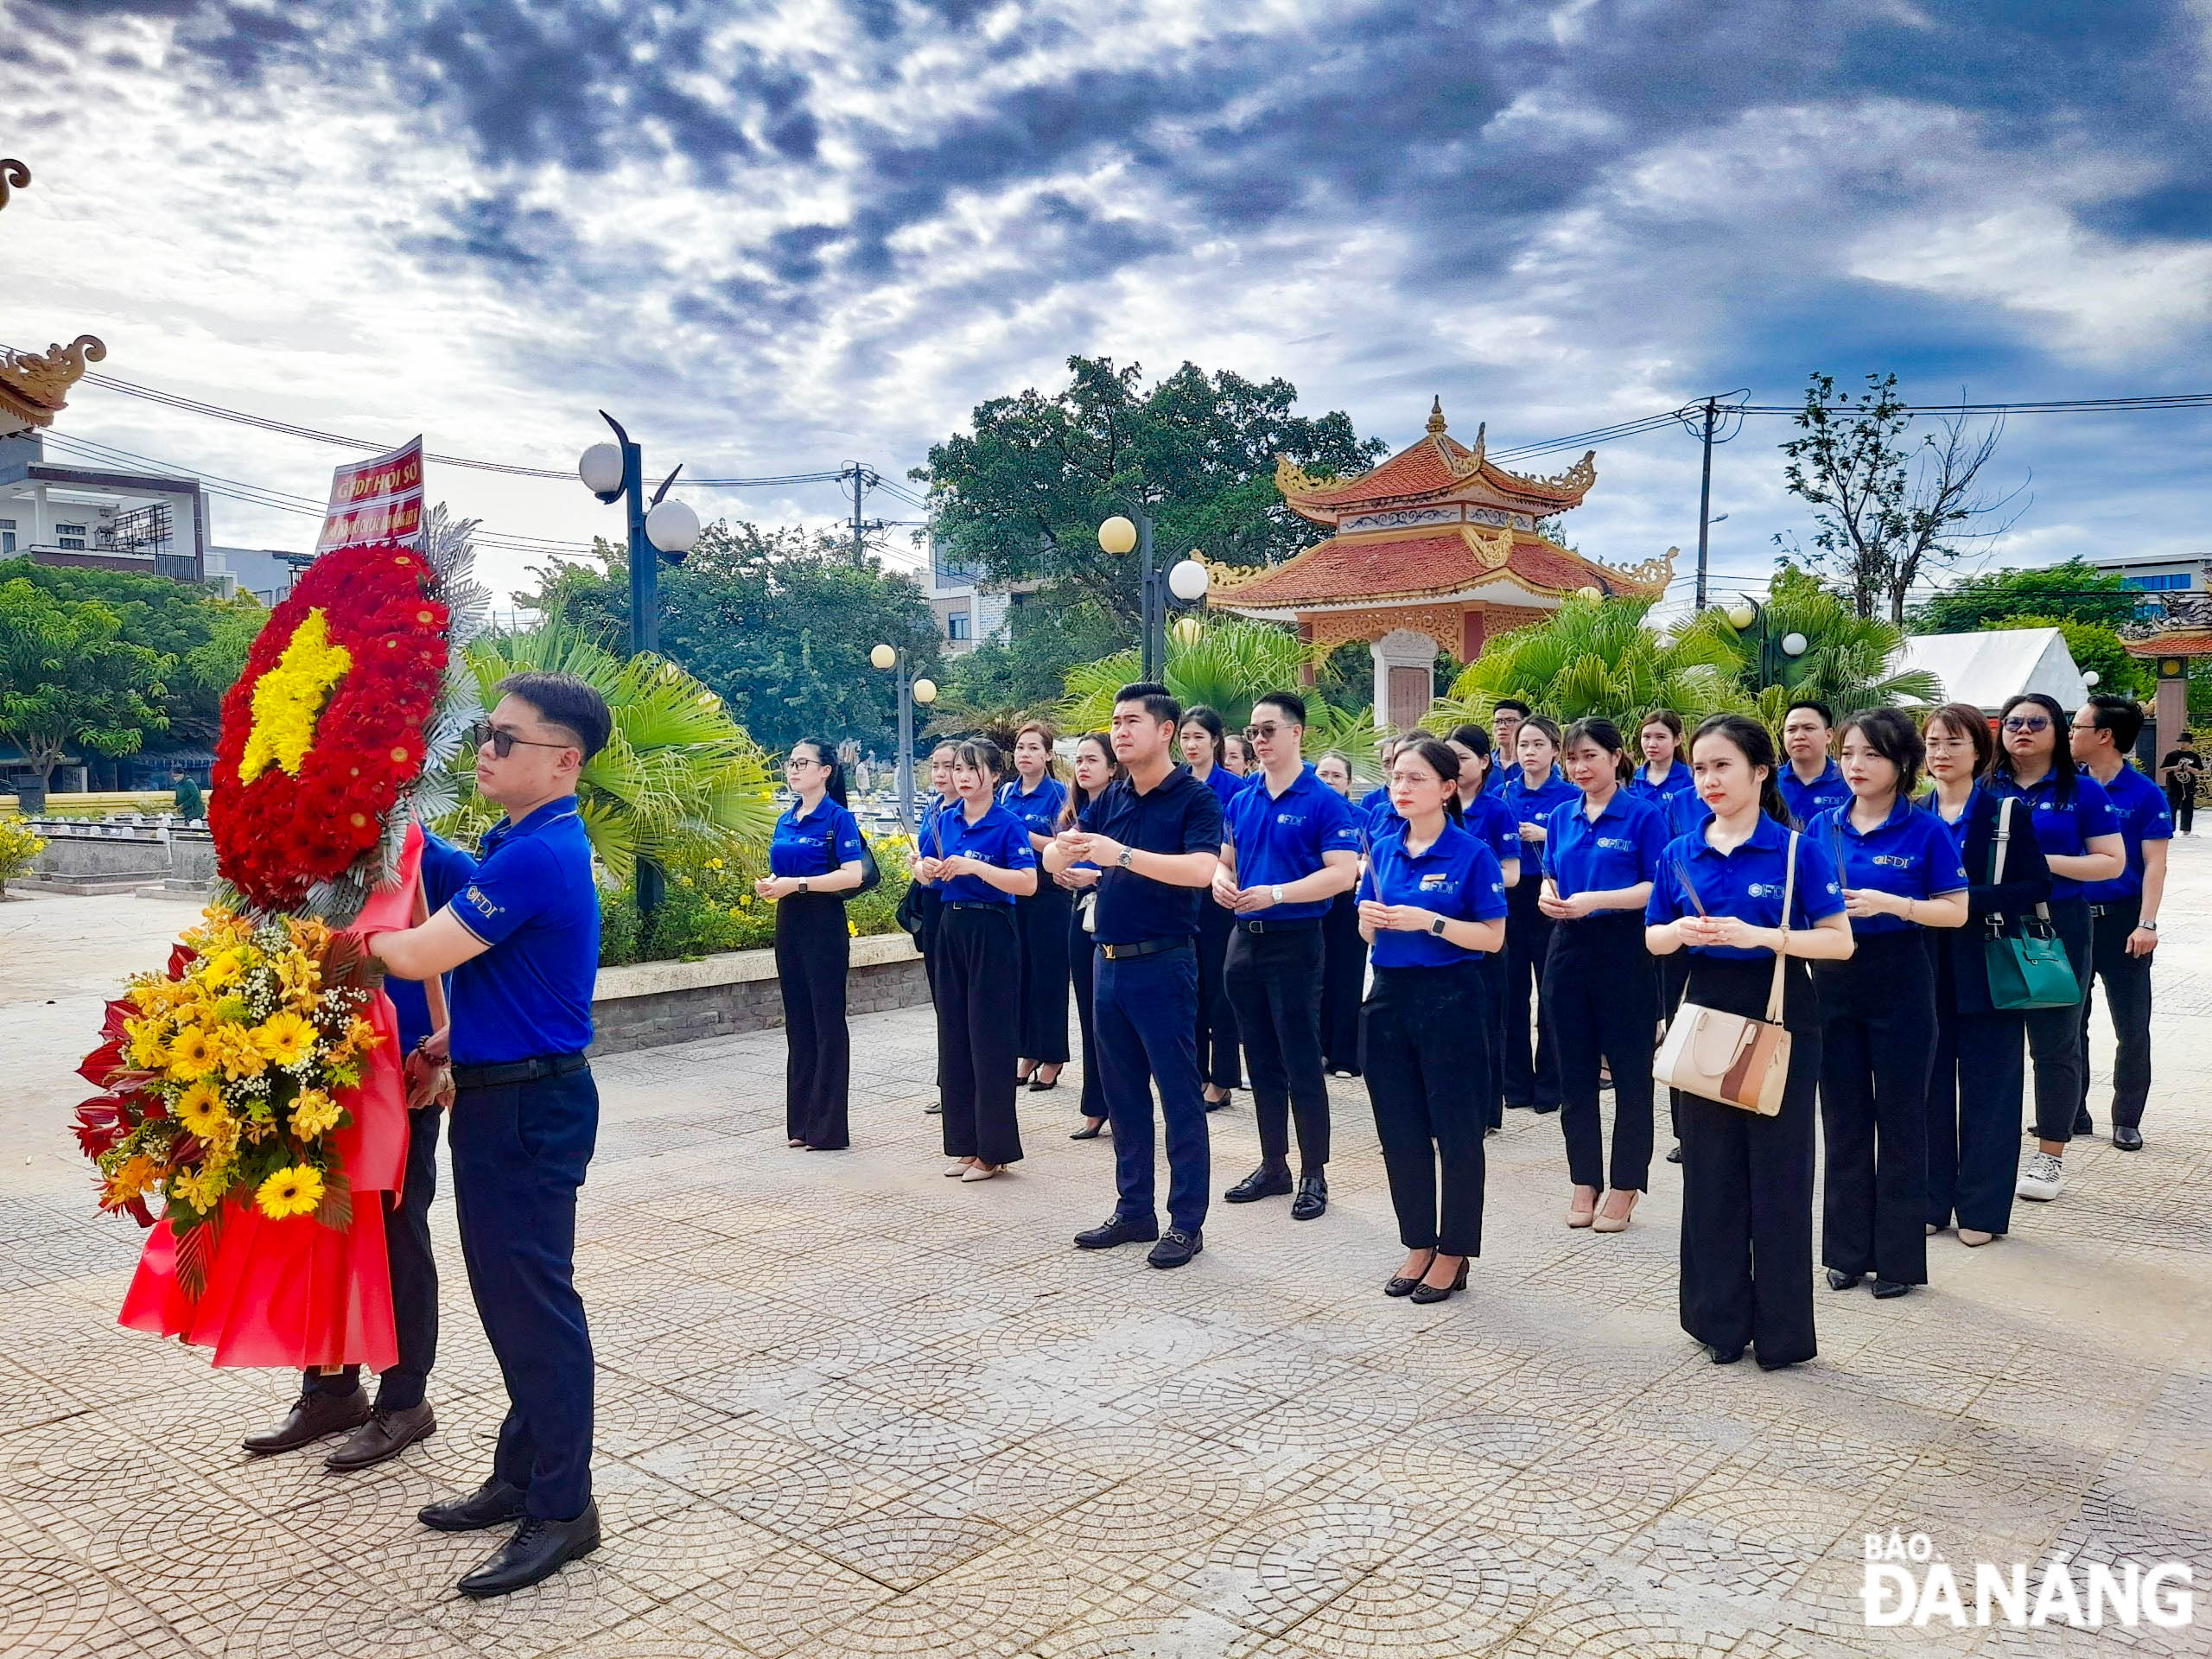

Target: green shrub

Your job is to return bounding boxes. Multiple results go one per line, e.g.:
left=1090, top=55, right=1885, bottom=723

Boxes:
left=0, top=815, right=46, bottom=894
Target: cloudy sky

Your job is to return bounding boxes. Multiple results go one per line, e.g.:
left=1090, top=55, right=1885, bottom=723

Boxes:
left=5, top=0, right=2209, bottom=613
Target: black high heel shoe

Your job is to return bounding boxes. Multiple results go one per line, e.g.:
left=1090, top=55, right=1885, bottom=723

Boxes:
left=1384, top=1250, right=1435, bottom=1298
left=1069, top=1119, right=1105, bottom=1141
left=1028, top=1070, right=1061, bottom=1093
left=1408, top=1258, right=1468, bottom=1304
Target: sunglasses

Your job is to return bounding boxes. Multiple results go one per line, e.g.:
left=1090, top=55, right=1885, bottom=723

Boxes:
left=470, top=721, right=574, bottom=759
left=2002, top=716, right=2051, bottom=734
left=1244, top=721, right=1288, bottom=742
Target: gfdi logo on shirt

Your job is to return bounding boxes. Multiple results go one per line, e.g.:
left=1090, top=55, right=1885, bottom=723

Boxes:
left=1861, top=1533, right=2194, bottom=1630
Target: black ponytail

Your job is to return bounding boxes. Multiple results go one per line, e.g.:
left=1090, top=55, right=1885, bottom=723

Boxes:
left=793, top=738, right=849, bottom=806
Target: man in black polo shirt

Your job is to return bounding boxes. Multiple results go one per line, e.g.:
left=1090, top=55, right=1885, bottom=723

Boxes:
left=1046, top=682, right=1224, bottom=1268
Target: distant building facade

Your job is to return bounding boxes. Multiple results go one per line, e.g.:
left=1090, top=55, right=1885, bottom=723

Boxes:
left=0, top=432, right=208, bottom=582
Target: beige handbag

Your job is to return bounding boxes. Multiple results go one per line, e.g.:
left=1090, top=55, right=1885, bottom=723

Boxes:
left=1651, top=831, right=1799, bottom=1116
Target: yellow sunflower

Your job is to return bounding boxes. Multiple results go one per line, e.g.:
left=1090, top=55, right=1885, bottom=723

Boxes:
left=255, top=1164, right=324, bottom=1220
left=166, top=1025, right=218, bottom=1082
left=288, top=1089, right=342, bottom=1140
left=254, top=1010, right=316, bottom=1070
left=173, top=1080, right=230, bottom=1141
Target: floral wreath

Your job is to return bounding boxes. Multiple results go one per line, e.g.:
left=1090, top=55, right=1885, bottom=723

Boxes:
left=209, top=535, right=480, bottom=918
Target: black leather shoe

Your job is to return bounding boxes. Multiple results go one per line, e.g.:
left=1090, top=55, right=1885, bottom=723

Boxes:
left=1408, top=1258, right=1468, bottom=1304
left=2072, top=1109, right=2094, bottom=1137
left=325, top=1402, right=436, bottom=1471
left=1224, top=1163, right=1293, bottom=1203
left=1871, top=1278, right=1910, bottom=1300
left=1384, top=1250, right=1435, bottom=1297
left=1147, top=1228, right=1203, bottom=1268
left=457, top=1503, right=601, bottom=1599
left=1707, top=1344, right=1745, bottom=1365
left=1290, top=1173, right=1328, bottom=1221
left=1826, top=1268, right=1863, bottom=1292
left=1069, top=1121, right=1105, bottom=1140
left=418, top=1478, right=529, bottom=1533
left=2113, top=1125, right=2144, bottom=1151
left=1666, top=1143, right=1683, bottom=1165
left=243, top=1386, right=370, bottom=1455
left=1074, top=1212, right=1158, bottom=1250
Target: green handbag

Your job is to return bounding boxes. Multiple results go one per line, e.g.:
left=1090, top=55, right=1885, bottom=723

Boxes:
left=1981, top=795, right=2082, bottom=1011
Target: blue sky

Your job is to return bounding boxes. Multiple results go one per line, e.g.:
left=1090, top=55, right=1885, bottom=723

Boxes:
left=5, top=0, right=2209, bottom=613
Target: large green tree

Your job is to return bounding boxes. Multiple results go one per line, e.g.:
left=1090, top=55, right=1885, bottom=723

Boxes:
left=0, top=577, right=171, bottom=784
left=915, top=356, right=1385, bottom=637
left=519, top=523, right=942, bottom=756
left=1909, top=559, right=2140, bottom=633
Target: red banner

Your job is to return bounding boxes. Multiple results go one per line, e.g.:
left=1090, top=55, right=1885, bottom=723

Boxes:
left=315, top=436, right=424, bottom=555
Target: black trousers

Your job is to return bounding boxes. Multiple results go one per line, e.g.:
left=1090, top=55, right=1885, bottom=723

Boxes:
left=1503, top=881, right=1560, bottom=1109
left=776, top=892, right=850, bottom=1148
left=305, top=1102, right=442, bottom=1410
left=1069, top=899, right=1105, bottom=1119
left=1363, top=961, right=1489, bottom=1256
left=2024, top=898, right=2094, bottom=1143
left=450, top=1065, right=598, bottom=1522
left=2080, top=896, right=2153, bottom=1129
left=1544, top=913, right=1657, bottom=1192
left=1096, top=944, right=1210, bottom=1235
left=1814, top=931, right=1936, bottom=1287
left=1478, top=949, right=1507, bottom=1130
left=1319, top=890, right=1366, bottom=1075
left=935, top=906, right=1025, bottom=1166
left=2170, top=784, right=2195, bottom=836
left=1677, top=955, right=1820, bottom=1367
left=1658, top=951, right=1690, bottom=1142
left=1224, top=922, right=1330, bottom=1170
left=1194, top=901, right=1243, bottom=1090
left=1014, top=884, right=1072, bottom=1065
left=1929, top=1001, right=2025, bottom=1236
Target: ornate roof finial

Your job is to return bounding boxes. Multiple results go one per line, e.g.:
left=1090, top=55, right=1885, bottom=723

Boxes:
left=1427, top=396, right=1446, bottom=436
left=0, top=159, right=29, bottom=216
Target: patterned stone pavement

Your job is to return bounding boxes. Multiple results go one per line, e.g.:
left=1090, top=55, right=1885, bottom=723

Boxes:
left=3, top=841, right=2211, bottom=1656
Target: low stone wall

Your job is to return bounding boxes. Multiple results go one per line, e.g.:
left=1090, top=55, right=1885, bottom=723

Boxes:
left=589, top=931, right=927, bottom=1056
left=20, top=823, right=218, bottom=890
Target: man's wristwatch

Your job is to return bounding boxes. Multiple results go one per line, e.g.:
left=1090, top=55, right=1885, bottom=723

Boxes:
left=1271, top=885, right=1285, bottom=906
left=798, top=879, right=810, bottom=895
left=2141, top=919, right=2158, bottom=931
left=1429, top=916, right=1448, bottom=936
left=1116, top=849, right=1135, bottom=870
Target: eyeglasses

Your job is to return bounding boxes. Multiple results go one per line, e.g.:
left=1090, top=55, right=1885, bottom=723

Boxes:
left=784, top=756, right=823, bottom=771
left=2002, top=716, right=2050, bottom=734
left=1243, top=722, right=1287, bottom=742
left=470, top=721, right=574, bottom=760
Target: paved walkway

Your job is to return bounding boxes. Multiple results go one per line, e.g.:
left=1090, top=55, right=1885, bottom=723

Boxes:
left=3, top=848, right=2210, bottom=1658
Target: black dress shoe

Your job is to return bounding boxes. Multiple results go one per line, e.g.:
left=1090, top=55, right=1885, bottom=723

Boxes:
left=1408, top=1258, right=1468, bottom=1304
left=1825, top=1268, right=1863, bottom=1292
left=1290, top=1173, right=1328, bottom=1221
left=1224, top=1163, right=1293, bottom=1203
left=1384, top=1251, right=1435, bottom=1297
left=1666, top=1143, right=1683, bottom=1165
left=457, top=1503, right=601, bottom=1599
left=2072, top=1109, right=2094, bottom=1137
left=326, top=1402, right=436, bottom=1471
left=418, top=1478, right=529, bottom=1533
left=2113, top=1125, right=2144, bottom=1151
left=1707, top=1344, right=1745, bottom=1365
left=1871, top=1278, right=1910, bottom=1300
left=1069, top=1121, right=1105, bottom=1141
left=1074, top=1212, right=1158, bottom=1250
left=242, top=1385, right=370, bottom=1455
left=1147, top=1227, right=1203, bottom=1268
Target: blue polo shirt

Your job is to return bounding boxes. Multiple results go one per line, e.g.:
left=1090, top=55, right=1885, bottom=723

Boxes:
left=933, top=802, right=1036, bottom=906
left=1498, top=768, right=1579, bottom=852
left=998, top=775, right=1068, bottom=846
left=1805, top=797, right=1968, bottom=936
left=1780, top=758, right=1851, bottom=827
left=1463, top=791, right=1523, bottom=876
left=423, top=798, right=601, bottom=1065
left=1544, top=789, right=1670, bottom=900
left=1646, top=813, right=1847, bottom=961
left=1629, top=760, right=1695, bottom=810
left=1989, top=770, right=2120, bottom=903
left=1359, top=819, right=1508, bottom=968
left=1222, top=765, right=1362, bottom=922
left=2080, top=763, right=2172, bottom=906
left=1667, top=788, right=1715, bottom=840
left=1359, top=784, right=1390, bottom=822
left=1078, top=766, right=1223, bottom=944
left=769, top=797, right=863, bottom=879
left=386, top=852, right=460, bottom=1052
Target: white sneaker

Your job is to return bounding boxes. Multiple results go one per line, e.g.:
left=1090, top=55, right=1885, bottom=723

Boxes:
left=2016, top=1151, right=2065, bottom=1203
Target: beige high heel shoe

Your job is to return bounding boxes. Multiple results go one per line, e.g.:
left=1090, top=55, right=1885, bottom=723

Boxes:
left=1567, top=1186, right=1599, bottom=1228
left=1592, top=1190, right=1638, bottom=1233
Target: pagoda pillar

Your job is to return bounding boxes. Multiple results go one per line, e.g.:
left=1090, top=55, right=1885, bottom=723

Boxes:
left=1371, top=628, right=1438, bottom=734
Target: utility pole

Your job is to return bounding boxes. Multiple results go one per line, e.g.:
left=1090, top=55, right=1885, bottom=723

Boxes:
left=850, top=465, right=865, bottom=565
left=1675, top=390, right=1747, bottom=612
left=1694, top=397, right=1716, bottom=613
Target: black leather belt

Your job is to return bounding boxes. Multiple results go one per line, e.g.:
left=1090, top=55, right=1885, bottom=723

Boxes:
left=1234, top=916, right=1319, bottom=935
left=1098, top=937, right=1190, bottom=960
left=944, top=900, right=1013, bottom=912
left=452, top=1053, right=591, bottom=1090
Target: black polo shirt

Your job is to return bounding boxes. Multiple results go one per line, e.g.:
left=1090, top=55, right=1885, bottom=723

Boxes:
left=1078, top=764, right=1223, bottom=944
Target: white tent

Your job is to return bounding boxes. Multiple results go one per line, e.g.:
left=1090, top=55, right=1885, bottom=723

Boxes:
left=1892, top=627, right=2089, bottom=713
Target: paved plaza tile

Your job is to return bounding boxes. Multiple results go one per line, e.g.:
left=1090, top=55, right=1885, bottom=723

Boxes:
left=3, top=845, right=2211, bottom=1656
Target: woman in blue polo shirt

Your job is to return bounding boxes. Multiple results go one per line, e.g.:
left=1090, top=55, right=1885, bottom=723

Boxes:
left=1179, top=706, right=1243, bottom=1108
left=1058, top=733, right=1120, bottom=1139
left=761, top=740, right=868, bottom=1151
left=1002, top=722, right=1071, bottom=1093
left=1498, top=715, right=1578, bottom=1114
left=1447, top=726, right=1522, bottom=1133
left=1313, top=751, right=1369, bottom=1080
left=1648, top=714, right=1853, bottom=1370
left=1805, top=709, right=1968, bottom=1300
left=1630, top=709, right=1694, bottom=811
left=914, top=738, right=1038, bottom=1181
left=1987, top=693, right=2123, bottom=1205
left=1358, top=736, right=1508, bottom=1306
left=1539, top=718, right=1670, bottom=1232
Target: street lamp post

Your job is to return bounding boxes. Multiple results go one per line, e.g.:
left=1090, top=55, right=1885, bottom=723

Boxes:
left=580, top=410, right=702, bottom=913
left=1724, top=596, right=1808, bottom=690
left=1098, top=509, right=1210, bottom=680
left=871, top=643, right=938, bottom=834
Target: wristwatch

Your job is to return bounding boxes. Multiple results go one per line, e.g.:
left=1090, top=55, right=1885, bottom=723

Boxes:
left=1116, top=849, right=1135, bottom=870
left=797, top=880, right=810, bottom=895
left=1271, top=885, right=1285, bottom=905
left=2141, top=919, right=2158, bottom=931
left=1429, top=916, right=1448, bottom=936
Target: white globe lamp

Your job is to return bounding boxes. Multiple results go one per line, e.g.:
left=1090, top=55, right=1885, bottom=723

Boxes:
left=1726, top=601, right=1757, bottom=631
left=645, top=498, right=701, bottom=556
left=1781, top=632, right=1809, bottom=658
left=912, top=677, right=938, bottom=706
left=1576, top=584, right=1601, bottom=602
left=1097, top=515, right=1138, bottom=556
left=2082, top=669, right=2101, bottom=688
left=869, top=643, right=897, bottom=671
left=1167, top=558, right=1210, bottom=602
left=579, top=442, right=624, bottom=498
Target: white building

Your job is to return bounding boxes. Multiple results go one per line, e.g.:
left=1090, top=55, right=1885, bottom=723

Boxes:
left=2088, top=551, right=2209, bottom=598
left=0, top=432, right=208, bottom=582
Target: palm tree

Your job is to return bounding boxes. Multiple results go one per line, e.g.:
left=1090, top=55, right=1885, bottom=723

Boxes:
left=433, top=623, right=777, bottom=883
left=1670, top=581, right=1939, bottom=724
left=1058, top=615, right=1321, bottom=731
left=1427, top=598, right=1745, bottom=731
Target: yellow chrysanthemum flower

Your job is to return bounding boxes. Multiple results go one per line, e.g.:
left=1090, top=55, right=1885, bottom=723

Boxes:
left=125, top=1016, right=170, bottom=1071
left=238, top=608, right=353, bottom=783
left=288, top=1089, right=343, bottom=1140
left=166, top=1025, right=218, bottom=1082
left=200, top=950, right=246, bottom=992
left=255, top=1164, right=324, bottom=1221
left=173, top=1080, right=230, bottom=1140
left=254, top=1010, right=316, bottom=1070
